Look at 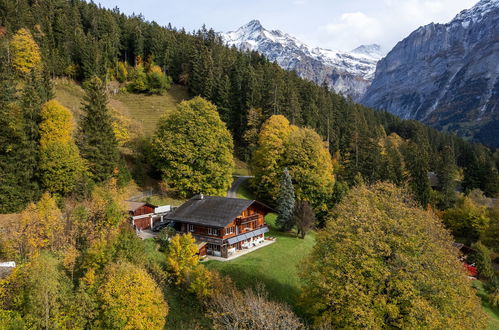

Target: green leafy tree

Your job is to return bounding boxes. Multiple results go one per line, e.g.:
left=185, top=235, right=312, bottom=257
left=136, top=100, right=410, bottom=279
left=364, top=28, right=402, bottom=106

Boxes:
left=77, top=76, right=120, bottom=183
left=284, top=127, right=335, bottom=213
left=39, top=100, right=86, bottom=195
left=97, top=262, right=168, bottom=329
left=276, top=168, right=295, bottom=231
left=301, top=183, right=487, bottom=329
left=470, top=241, right=495, bottom=280
left=443, top=196, right=490, bottom=243
left=152, top=97, right=234, bottom=198
left=4, top=253, right=73, bottom=329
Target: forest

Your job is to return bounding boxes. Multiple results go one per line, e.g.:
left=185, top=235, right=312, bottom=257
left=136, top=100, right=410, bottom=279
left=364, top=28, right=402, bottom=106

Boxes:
left=0, top=0, right=498, bottom=328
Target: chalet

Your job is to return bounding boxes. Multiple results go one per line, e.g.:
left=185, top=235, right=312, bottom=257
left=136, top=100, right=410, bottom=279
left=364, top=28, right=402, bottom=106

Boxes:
left=166, top=195, right=273, bottom=258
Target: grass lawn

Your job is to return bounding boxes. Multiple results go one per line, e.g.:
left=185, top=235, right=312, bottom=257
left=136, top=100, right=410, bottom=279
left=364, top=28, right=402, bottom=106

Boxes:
left=205, top=213, right=315, bottom=316
left=232, top=157, right=251, bottom=176
left=473, top=280, right=499, bottom=329
left=235, top=179, right=255, bottom=200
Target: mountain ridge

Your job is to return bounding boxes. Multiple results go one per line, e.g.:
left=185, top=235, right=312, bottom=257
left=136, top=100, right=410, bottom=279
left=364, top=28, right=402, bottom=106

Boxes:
left=222, top=20, right=384, bottom=100
left=362, top=0, right=499, bottom=147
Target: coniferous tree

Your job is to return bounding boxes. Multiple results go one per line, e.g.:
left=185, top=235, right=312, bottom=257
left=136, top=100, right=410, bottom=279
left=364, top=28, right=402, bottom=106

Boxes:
left=77, top=76, right=120, bottom=183
left=436, top=145, right=458, bottom=209
left=276, top=168, right=295, bottom=231
left=403, top=141, right=431, bottom=207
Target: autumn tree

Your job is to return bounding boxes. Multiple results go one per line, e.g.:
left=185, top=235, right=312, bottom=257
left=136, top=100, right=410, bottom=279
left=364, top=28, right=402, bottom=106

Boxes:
left=276, top=168, right=295, bottom=231
left=12, top=193, right=64, bottom=259
left=152, top=97, right=234, bottom=198
left=165, top=233, right=199, bottom=285
left=293, top=200, right=315, bottom=239
left=77, top=76, right=120, bottom=183
left=252, top=115, right=334, bottom=214
left=39, top=100, right=86, bottom=195
left=285, top=126, right=335, bottom=213
left=9, top=28, right=41, bottom=75
left=252, top=115, right=294, bottom=202
left=301, top=183, right=487, bottom=329
left=2, top=253, right=73, bottom=329
left=97, top=262, right=168, bottom=329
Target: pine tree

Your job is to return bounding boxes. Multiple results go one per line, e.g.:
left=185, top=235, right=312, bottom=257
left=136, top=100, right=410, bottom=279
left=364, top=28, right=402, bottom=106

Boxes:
left=77, top=76, right=120, bottom=183
left=276, top=168, right=295, bottom=231
left=436, top=145, right=458, bottom=209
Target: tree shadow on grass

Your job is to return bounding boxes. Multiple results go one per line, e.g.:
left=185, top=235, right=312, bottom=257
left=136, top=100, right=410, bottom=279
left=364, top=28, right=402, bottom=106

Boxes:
left=212, top=263, right=308, bottom=319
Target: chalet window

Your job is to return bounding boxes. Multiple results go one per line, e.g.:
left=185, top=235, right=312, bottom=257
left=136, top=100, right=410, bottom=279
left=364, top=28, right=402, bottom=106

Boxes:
left=188, top=224, right=194, bottom=232
left=226, top=227, right=234, bottom=235
left=208, top=227, right=219, bottom=236
left=208, top=243, right=220, bottom=251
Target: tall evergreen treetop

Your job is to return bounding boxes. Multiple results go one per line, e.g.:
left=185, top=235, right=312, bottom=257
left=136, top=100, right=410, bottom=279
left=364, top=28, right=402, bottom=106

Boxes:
left=276, top=168, right=295, bottom=231
left=77, top=76, right=119, bottom=183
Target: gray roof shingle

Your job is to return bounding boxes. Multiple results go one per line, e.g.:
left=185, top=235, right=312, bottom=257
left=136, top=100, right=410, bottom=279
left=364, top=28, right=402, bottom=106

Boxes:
left=166, top=195, right=271, bottom=228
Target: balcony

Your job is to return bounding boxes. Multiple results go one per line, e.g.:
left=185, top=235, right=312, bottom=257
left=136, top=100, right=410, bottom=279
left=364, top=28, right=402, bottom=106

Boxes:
left=238, top=214, right=259, bottom=224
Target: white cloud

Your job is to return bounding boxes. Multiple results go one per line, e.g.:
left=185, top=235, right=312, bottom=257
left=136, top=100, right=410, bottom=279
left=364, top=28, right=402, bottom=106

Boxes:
left=316, top=0, right=477, bottom=51
left=319, top=12, right=382, bottom=50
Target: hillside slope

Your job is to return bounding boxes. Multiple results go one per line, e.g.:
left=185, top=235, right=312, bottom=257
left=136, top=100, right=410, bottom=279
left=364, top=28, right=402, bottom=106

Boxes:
left=362, top=0, right=499, bottom=147
left=54, top=79, right=188, bottom=134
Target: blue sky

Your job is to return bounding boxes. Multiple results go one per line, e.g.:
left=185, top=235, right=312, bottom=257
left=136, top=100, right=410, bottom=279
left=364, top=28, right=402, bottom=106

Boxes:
left=93, top=0, right=478, bottom=52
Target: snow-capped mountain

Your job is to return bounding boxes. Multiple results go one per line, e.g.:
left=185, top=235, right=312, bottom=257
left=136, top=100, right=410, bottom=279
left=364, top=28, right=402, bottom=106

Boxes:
left=362, top=0, right=499, bottom=148
left=222, top=20, right=384, bottom=100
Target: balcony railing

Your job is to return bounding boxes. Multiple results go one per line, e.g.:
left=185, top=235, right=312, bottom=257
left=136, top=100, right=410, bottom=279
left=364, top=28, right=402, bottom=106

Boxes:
left=238, top=214, right=259, bottom=224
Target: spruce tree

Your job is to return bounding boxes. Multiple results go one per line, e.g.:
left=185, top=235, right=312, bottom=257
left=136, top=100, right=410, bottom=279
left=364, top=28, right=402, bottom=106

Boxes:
left=276, top=168, right=295, bottom=231
left=77, top=76, right=119, bottom=183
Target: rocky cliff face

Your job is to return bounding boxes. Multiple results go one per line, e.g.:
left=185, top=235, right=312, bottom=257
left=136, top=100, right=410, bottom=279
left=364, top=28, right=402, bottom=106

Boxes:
left=362, top=0, right=499, bottom=147
left=222, top=20, right=383, bottom=100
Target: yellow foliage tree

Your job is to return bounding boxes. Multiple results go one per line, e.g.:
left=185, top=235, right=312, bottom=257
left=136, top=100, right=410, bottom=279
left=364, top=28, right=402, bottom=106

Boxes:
left=98, top=261, right=168, bottom=330
left=301, top=183, right=488, bottom=328
left=165, top=233, right=199, bottom=285
left=9, top=28, right=41, bottom=74
left=252, top=115, right=335, bottom=211
left=252, top=115, right=294, bottom=201
left=39, top=100, right=86, bottom=195
left=13, top=193, right=64, bottom=259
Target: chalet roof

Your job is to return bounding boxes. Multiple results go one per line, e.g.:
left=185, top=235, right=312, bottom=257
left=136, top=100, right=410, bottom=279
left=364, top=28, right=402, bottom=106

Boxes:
left=125, top=201, right=156, bottom=212
left=166, top=195, right=273, bottom=228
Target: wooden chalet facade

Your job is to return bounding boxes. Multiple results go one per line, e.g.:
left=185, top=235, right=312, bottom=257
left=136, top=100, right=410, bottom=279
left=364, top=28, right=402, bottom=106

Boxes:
left=166, top=195, right=273, bottom=258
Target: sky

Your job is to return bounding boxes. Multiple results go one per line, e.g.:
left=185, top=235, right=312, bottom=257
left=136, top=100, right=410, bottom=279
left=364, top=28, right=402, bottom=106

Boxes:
left=93, top=0, right=479, bottom=52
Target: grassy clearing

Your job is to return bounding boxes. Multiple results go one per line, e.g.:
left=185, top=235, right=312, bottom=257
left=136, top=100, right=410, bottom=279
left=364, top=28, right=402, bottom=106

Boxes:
left=205, top=213, right=315, bottom=316
left=235, top=179, right=255, bottom=200
left=473, top=280, right=499, bottom=329
left=233, top=157, right=251, bottom=176
left=53, top=78, right=188, bottom=134
left=111, top=85, right=188, bottom=134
